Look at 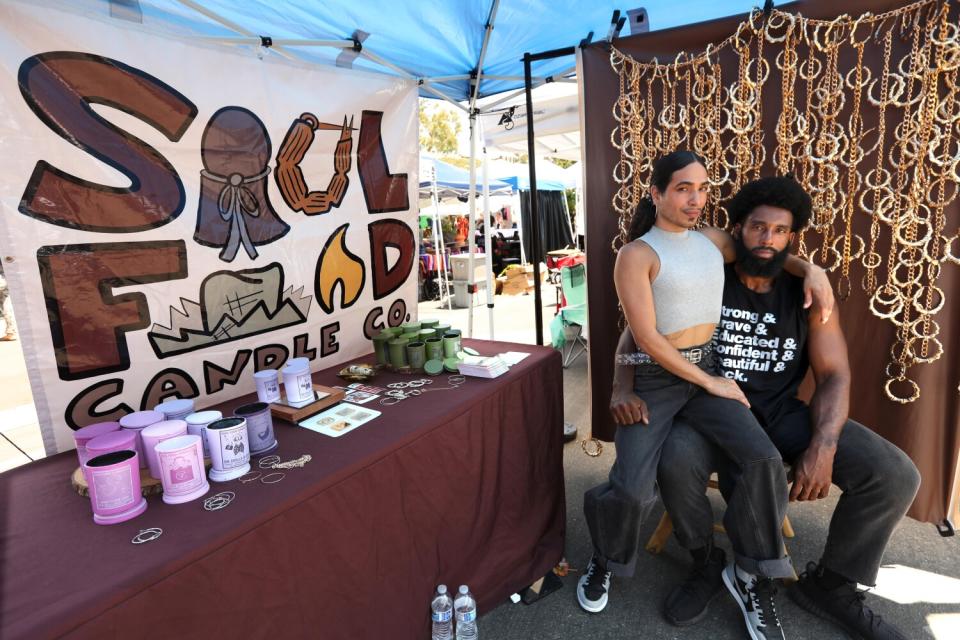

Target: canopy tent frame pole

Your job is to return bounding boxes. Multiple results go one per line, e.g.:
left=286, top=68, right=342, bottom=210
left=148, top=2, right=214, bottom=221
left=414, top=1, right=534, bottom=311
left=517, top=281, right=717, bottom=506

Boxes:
left=476, top=65, right=577, bottom=113
left=466, top=0, right=501, bottom=339
left=175, top=0, right=478, bottom=114
left=172, top=0, right=299, bottom=61
left=467, top=111, right=478, bottom=338
left=515, top=191, right=528, bottom=265
left=562, top=181, right=576, bottom=247
left=196, top=36, right=356, bottom=48
left=429, top=165, right=452, bottom=311
left=523, top=46, right=575, bottom=346
left=358, top=49, right=470, bottom=113
left=481, top=120, right=495, bottom=339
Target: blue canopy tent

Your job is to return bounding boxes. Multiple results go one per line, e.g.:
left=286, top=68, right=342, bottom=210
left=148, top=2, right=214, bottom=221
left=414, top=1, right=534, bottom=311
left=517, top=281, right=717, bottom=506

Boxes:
left=73, top=0, right=766, bottom=339
left=101, top=0, right=763, bottom=102
left=419, top=157, right=513, bottom=310
left=419, top=158, right=513, bottom=201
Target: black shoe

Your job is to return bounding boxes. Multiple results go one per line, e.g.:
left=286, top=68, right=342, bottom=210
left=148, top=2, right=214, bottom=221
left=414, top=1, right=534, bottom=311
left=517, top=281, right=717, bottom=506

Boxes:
left=790, top=562, right=908, bottom=640
left=722, top=563, right=786, bottom=640
left=664, top=546, right=726, bottom=626
left=576, top=556, right=611, bottom=613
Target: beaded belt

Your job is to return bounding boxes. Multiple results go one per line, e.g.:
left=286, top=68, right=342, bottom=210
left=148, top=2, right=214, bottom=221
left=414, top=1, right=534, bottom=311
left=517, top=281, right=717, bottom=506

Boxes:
left=615, top=341, right=715, bottom=366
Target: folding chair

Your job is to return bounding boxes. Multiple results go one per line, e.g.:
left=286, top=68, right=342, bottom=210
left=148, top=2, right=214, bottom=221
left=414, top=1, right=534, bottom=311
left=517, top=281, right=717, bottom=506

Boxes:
left=549, top=263, right=588, bottom=368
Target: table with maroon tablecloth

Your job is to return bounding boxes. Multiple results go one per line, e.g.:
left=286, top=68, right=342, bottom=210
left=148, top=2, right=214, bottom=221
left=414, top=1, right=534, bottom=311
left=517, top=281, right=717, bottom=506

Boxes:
left=0, top=340, right=565, bottom=640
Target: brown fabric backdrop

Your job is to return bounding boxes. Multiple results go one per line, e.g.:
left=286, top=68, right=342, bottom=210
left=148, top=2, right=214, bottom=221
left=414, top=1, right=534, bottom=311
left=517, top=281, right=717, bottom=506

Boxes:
left=582, top=0, right=960, bottom=526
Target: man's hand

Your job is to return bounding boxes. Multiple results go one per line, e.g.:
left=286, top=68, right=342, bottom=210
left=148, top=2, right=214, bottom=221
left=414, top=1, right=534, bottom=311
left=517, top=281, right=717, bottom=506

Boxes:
left=701, top=376, right=751, bottom=408
left=802, top=264, right=835, bottom=324
left=789, top=444, right=836, bottom=501
left=610, top=389, right=650, bottom=426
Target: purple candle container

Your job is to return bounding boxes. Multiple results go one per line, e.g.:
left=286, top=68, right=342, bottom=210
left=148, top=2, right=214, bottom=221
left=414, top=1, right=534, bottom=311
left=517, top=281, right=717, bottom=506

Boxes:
left=185, top=410, right=222, bottom=458
left=73, top=421, right=121, bottom=467
left=154, top=398, right=195, bottom=421
left=234, top=402, right=278, bottom=455
left=156, top=434, right=210, bottom=504
left=141, top=419, right=188, bottom=480
left=119, top=410, right=164, bottom=469
left=82, top=450, right=148, bottom=525
left=86, top=429, right=138, bottom=460
left=205, top=417, right=251, bottom=482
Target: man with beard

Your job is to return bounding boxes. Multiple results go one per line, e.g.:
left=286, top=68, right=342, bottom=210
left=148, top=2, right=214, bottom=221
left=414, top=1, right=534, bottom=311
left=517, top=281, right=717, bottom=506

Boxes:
left=611, top=176, right=920, bottom=640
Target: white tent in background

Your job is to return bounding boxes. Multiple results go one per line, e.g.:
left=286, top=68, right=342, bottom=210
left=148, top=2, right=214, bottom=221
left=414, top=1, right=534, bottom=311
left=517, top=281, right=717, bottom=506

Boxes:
left=482, top=92, right=581, bottom=161
left=418, top=156, right=514, bottom=310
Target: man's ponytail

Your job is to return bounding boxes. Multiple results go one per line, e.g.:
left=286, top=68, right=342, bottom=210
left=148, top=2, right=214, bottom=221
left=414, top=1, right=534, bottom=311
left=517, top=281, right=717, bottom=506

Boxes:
left=627, top=195, right=656, bottom=241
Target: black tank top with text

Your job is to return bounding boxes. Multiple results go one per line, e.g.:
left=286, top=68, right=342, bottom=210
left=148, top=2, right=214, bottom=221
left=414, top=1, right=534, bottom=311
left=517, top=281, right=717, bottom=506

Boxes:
left=714, top=264, right=810, bottom=428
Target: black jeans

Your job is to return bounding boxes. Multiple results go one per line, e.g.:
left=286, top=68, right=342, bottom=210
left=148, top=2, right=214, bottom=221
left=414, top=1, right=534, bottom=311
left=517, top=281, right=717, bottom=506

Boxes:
left=584, top=358, right=793, bottom=578
left=657, top=401, right=921, bottom=585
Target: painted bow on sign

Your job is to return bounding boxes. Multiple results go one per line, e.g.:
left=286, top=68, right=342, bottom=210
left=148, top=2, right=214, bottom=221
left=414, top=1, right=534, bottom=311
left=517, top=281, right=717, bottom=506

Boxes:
left=201, top=167, right=268, bottom=261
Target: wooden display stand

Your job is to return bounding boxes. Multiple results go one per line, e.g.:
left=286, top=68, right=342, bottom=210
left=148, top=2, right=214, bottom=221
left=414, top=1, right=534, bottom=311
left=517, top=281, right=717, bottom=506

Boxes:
left=71, top=461, right=211, bottom=497
left=269, top=384, right=345, bottom=423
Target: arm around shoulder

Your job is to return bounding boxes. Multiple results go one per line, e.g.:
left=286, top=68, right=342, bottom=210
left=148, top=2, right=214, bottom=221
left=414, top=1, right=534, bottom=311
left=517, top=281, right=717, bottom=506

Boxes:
left=698, top=227, right=735, bottom=262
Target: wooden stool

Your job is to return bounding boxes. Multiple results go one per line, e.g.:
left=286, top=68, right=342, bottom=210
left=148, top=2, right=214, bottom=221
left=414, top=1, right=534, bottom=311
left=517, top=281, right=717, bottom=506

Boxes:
left=645, top=477, right=795, bottom=554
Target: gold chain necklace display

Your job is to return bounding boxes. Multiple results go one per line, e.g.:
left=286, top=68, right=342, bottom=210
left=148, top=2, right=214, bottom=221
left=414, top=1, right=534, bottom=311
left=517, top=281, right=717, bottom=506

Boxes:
left=610, top=0, right=960, bottom=403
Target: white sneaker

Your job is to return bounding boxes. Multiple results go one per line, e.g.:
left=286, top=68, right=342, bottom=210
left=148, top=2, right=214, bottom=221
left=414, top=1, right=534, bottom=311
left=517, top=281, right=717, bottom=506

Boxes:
left=576, top=556, right=611, bottom=613
left=722, top=563, right=786, bottom=640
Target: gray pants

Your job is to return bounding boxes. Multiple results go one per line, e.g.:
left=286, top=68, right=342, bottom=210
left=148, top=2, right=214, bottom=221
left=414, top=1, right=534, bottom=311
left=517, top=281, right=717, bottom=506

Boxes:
left=658, top=401, right=921, bottom=586
left=584, top=359, right=793, bottom=579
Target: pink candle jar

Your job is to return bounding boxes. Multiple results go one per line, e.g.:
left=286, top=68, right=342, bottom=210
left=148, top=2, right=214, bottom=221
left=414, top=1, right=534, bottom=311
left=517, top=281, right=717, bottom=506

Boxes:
left=205, top=417, right=251, bottom=482
left=119, top=411, right=164, bottom=469
left=86, top=429, right=138, bottom=460
left=155, top=435, right=210, bottom=504
left=185, top=410, right=222, bottom=458
left=82, top=450, right=148, bottom=525
left=234, top=402, right=277, bottom=455
left=141, top=420, right=188, bottom=480
left=154, top=398, right=195, bottom=421
left=73, top=421, right=121, bottom=467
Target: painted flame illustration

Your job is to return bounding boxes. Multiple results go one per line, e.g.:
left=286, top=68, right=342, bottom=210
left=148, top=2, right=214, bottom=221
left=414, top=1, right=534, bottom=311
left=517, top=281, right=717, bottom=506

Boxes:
left=315, top=224, right=365, bottom=314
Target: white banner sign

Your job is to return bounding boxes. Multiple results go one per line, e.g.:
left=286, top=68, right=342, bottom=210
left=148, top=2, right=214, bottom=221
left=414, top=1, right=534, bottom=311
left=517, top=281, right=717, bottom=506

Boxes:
left=0, top=1, right=419, bottom=454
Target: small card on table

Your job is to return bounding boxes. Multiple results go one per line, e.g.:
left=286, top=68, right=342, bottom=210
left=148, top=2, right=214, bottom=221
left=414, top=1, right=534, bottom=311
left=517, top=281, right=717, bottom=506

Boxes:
left=299, top=403, right=382, bottom=438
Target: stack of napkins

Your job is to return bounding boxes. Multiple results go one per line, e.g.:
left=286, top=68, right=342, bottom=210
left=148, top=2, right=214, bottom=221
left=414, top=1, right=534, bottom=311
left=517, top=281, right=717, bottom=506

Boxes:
left=457, top=354, right=510, bottom=378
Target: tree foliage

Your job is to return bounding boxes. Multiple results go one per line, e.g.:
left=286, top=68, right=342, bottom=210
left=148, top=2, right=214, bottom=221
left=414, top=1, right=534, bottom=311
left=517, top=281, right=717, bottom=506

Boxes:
left=419, top=102, right=462, bottom=154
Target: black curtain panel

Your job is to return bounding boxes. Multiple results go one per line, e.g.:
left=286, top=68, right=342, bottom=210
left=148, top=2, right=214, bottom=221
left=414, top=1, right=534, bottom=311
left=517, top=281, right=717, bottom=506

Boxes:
left=519, top=189, right=574, bottom=264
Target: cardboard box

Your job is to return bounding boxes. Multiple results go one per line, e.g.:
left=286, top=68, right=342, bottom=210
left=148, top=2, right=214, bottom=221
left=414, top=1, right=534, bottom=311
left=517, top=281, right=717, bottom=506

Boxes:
left=497, top=265, right=546, bottom=296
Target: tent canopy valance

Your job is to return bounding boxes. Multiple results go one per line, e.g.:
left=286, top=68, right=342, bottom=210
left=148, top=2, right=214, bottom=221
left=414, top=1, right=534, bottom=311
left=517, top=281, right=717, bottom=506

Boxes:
left=488, top=159, right=574, bottom=191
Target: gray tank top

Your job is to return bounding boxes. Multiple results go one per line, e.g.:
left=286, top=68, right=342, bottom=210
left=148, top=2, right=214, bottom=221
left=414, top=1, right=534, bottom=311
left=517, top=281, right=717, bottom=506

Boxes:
left=639, top=225, right=724, bottom=335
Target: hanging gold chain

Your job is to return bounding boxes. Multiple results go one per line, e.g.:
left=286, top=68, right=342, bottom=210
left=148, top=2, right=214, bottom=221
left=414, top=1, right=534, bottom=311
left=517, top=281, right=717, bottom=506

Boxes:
left=608, top=0, right=956, bottom=403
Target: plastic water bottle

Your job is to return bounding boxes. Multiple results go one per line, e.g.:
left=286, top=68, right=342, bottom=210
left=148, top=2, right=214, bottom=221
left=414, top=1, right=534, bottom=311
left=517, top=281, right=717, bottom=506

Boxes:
left=454, top=585, right=478, bottom=640
left=431, top=584, right=453, bottom=640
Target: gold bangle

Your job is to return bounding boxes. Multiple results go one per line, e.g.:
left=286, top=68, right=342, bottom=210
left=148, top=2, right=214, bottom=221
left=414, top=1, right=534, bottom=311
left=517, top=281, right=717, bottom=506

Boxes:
left=581, top=438, right=603, bottom=458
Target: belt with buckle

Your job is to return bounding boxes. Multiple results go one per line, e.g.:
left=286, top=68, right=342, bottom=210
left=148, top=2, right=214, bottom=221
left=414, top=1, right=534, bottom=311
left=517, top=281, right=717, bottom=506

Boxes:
left=615, top=341, right=714, bottom=366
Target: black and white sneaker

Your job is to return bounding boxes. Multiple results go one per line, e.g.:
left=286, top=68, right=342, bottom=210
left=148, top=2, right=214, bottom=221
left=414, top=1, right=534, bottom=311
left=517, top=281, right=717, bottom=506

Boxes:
left=576, top=556, right=612, bottom=613
left=722, top=563, right=786, bottom=640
